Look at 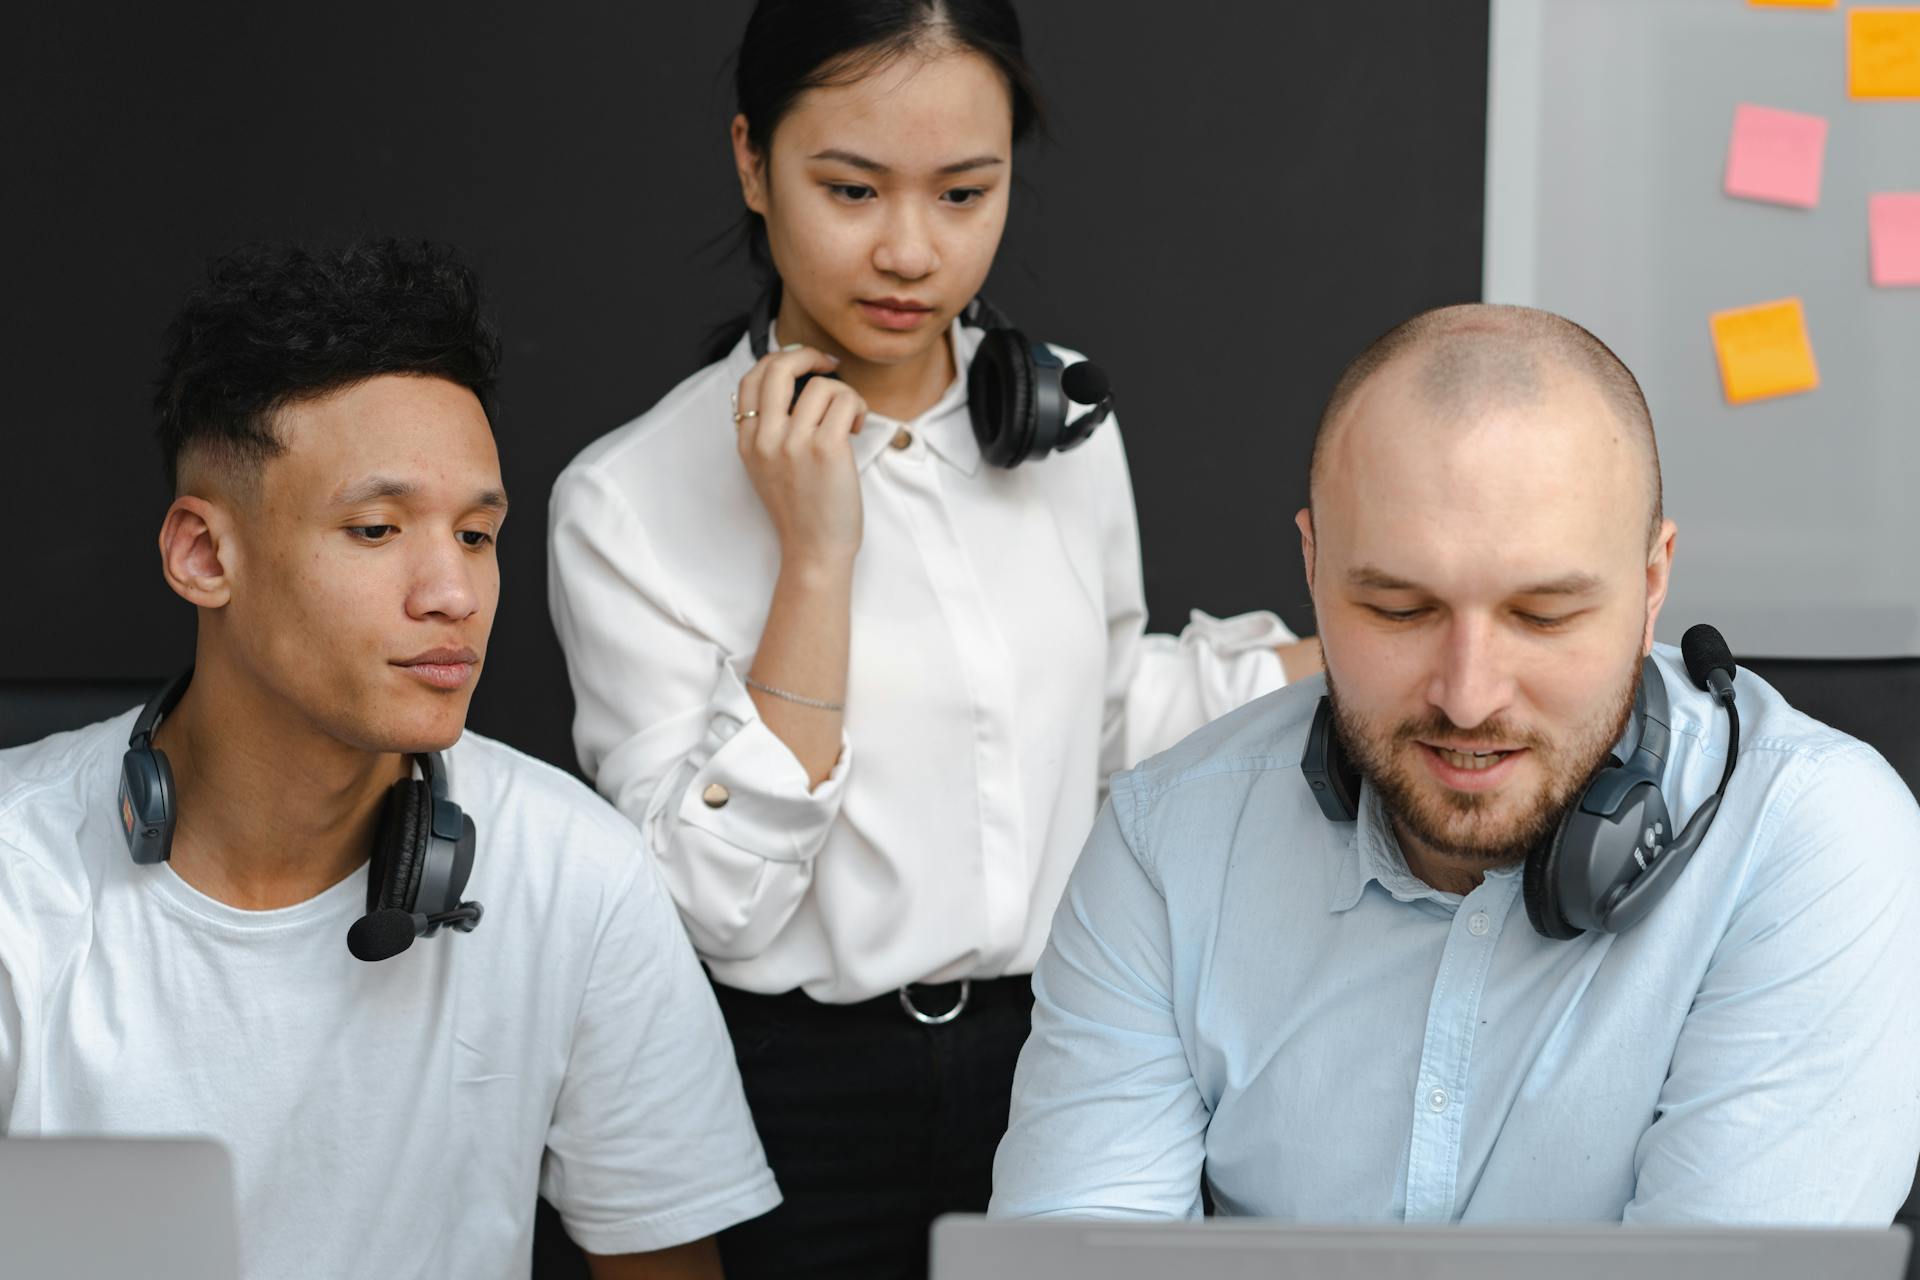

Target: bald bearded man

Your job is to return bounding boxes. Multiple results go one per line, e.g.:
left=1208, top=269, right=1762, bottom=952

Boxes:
left=988, top=304, right=1920, bottom=1224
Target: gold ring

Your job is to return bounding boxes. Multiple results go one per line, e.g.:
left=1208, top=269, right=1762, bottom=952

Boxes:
left=733, top=408, right=760, bottom=423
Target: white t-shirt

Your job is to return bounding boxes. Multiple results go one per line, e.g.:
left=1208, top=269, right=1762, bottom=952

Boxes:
left=0, top=711, right=779, bottom=1280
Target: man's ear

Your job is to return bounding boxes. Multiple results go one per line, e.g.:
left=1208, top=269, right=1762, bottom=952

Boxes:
left=731, top=114, right=769, bottom=216
left=1642, top=518, right=1678, bottom=654
left=158, top=496, right=235, bottom=609
left=1295, top=508, right=1317, bottom=594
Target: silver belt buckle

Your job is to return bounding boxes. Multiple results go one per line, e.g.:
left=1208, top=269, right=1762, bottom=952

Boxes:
left=898, top=979, right=970, bottom=1025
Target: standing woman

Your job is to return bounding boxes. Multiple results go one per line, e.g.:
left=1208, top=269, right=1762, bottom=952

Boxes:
left=548, top=2, right=1318, bottom=1274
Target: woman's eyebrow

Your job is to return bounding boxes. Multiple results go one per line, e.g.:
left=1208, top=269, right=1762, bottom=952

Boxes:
left=808, top=147, right=1004, bottom=175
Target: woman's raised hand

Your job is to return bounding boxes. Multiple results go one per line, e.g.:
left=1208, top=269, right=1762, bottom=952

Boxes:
left=734, top=346, right=869, bottom=571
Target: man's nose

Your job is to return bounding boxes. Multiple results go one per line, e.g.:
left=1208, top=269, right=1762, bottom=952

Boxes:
left=1425, top=615, right=1517, bottom=734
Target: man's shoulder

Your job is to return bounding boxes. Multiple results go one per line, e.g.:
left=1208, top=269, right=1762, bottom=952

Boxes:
left=443, top=731, right=646, bottom=890
left=1652, top=646, right=1920, bottom=908
left=1104, top=680, right=1326, bottom=878
left=0, top=707, right=131, bottom=791
left=446, top=731, right=639, bottom=842
left=1660, top=645, right=1912, bottom=816
left=0, top=710, right=133, bottom=921
left=0, top=709, right=134, bottom=870
left=1121, top=677, right=1322, bottom=799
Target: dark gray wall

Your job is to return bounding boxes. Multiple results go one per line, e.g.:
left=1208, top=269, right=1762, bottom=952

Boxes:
left=3, top=1, right=1488, bottom=778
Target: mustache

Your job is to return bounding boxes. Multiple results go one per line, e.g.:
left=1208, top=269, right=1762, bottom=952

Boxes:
left=1388, top=710, right=1548, bottom=752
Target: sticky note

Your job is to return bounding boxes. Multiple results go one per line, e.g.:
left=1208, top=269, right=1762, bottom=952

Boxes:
left=1709, top=299, right=1819, bottom=405
left=1870, top=194, right=1920, bottom=286
left=1850, top=7, right=1920, bottom=98
left=1749, top=0, right=1837, bottom=8
left=1724, top=105, right=1828, bottom=208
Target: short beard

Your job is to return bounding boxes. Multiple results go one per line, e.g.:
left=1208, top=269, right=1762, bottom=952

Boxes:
left=1325, top=656, right=1641, bottom=869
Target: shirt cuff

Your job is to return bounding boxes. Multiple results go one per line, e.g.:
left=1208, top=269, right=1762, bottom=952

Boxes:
left=1123, top=609, right=1296, bottom=766
left=674, top=663, right=850, bottom=865
left=1176, top=607, right=1297, bottom=696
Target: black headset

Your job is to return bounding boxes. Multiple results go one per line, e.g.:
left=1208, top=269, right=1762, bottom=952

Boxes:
left=1301, top=625, right=1742, bottom=939
left=746, top=281, right=1115, bottom=468
left=119, top=668, right=484, bottom=961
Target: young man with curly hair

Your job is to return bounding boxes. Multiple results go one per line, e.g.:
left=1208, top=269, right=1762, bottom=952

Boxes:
left=0, top=240, right=776, bottom=1280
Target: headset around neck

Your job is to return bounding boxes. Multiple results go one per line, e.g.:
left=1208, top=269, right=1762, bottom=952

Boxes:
left=119, top=667, right=483, bottom=961
left=1302, top=634, right=1742, bottom=940
left=743, top=279, right=1114, bottom=468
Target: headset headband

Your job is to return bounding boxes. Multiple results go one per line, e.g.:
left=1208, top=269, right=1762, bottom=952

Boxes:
left=129, top=667, right=194, bottom=750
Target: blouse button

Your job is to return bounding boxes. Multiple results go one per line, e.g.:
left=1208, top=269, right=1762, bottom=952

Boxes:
left=701, top=783, right=731, bottom=809
left=890, top=428, right=914, bottom=450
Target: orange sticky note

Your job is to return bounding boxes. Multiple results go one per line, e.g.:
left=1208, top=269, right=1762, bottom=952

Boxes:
left=1850, top=8, right=1920, bottom=98
left=1749, top=0, right=1837, bottom=8
left=1709, top=299, right=1819, bottom=405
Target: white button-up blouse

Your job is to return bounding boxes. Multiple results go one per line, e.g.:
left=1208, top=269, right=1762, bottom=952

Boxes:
left=548, top=321, right=1295, bottom=1002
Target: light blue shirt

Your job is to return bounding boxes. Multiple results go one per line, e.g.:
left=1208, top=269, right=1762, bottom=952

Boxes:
left=990, top=645, right=1920, bottom=1224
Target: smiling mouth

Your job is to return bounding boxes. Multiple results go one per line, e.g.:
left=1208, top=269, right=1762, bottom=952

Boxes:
left=1432, top=747, right=1515, bottom=771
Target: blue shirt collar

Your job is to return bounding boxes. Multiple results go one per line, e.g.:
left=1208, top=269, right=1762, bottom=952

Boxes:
left=1326, top=695, right=1652, bottom=916
left=1329, top=785, right=1529, bottom=914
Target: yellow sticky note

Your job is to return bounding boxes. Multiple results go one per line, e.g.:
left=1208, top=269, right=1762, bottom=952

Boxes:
left=1749, top=0, right=1837, bottom=8
left=1850, top=8, right=1920, bottom=98
left=1709, top=299, right=1819, bottom=405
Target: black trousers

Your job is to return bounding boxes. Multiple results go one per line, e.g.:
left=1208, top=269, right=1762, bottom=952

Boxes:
left=712, top=974, right=1036, bottom=1280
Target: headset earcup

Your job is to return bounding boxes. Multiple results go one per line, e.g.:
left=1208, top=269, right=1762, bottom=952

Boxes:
left=968, top=327, right=1036, bottom=467
left=118, top=744, right=177, bottom=865
left=370, top=779, right=432, bottom=914
left=1523, top=803, right=1587, bottom=941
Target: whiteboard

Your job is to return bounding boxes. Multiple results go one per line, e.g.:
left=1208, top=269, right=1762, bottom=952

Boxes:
left=1484, top=0, right=1920, bottom=657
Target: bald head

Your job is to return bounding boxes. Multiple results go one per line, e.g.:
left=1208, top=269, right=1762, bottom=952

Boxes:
left=1310, top=304, right=1661, bottom=548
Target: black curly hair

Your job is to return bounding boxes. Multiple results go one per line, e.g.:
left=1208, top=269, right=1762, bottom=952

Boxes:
left=152, top=238, right=502, bottom=492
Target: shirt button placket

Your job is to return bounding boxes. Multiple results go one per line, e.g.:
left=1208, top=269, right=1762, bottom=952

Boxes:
left=1404, top=879, right=1515, bottom=1221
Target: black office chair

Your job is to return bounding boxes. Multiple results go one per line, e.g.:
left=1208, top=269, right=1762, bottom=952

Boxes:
left=0, top=678, right=163, bottom=750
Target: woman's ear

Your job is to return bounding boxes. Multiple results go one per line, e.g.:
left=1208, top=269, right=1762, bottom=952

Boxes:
left=731, top=114, right=769, bottom=215
left=158, top=496, right=234, bottom=609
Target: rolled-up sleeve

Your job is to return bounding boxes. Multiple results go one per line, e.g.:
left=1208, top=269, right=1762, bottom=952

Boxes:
left=1123, top=608, right=1294, bottom=768
left=1626, top=746, right=1920, bottom=1224
left=1093, top=423, right=1296, bottom=776
left=548, top=464, right=849, bottom=961
left=989, top=782, right=1211, bottom=1220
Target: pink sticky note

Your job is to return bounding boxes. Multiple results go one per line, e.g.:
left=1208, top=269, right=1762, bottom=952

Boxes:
left=1724, top=104, right=1828, bottom=208
left=1870, top=194, right=1920, bottom=286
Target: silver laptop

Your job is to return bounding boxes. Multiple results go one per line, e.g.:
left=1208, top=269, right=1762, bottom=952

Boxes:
left=0, top=1137, right=240, bottom=1279
left=931, top=1216, right=1911, bottom=1280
